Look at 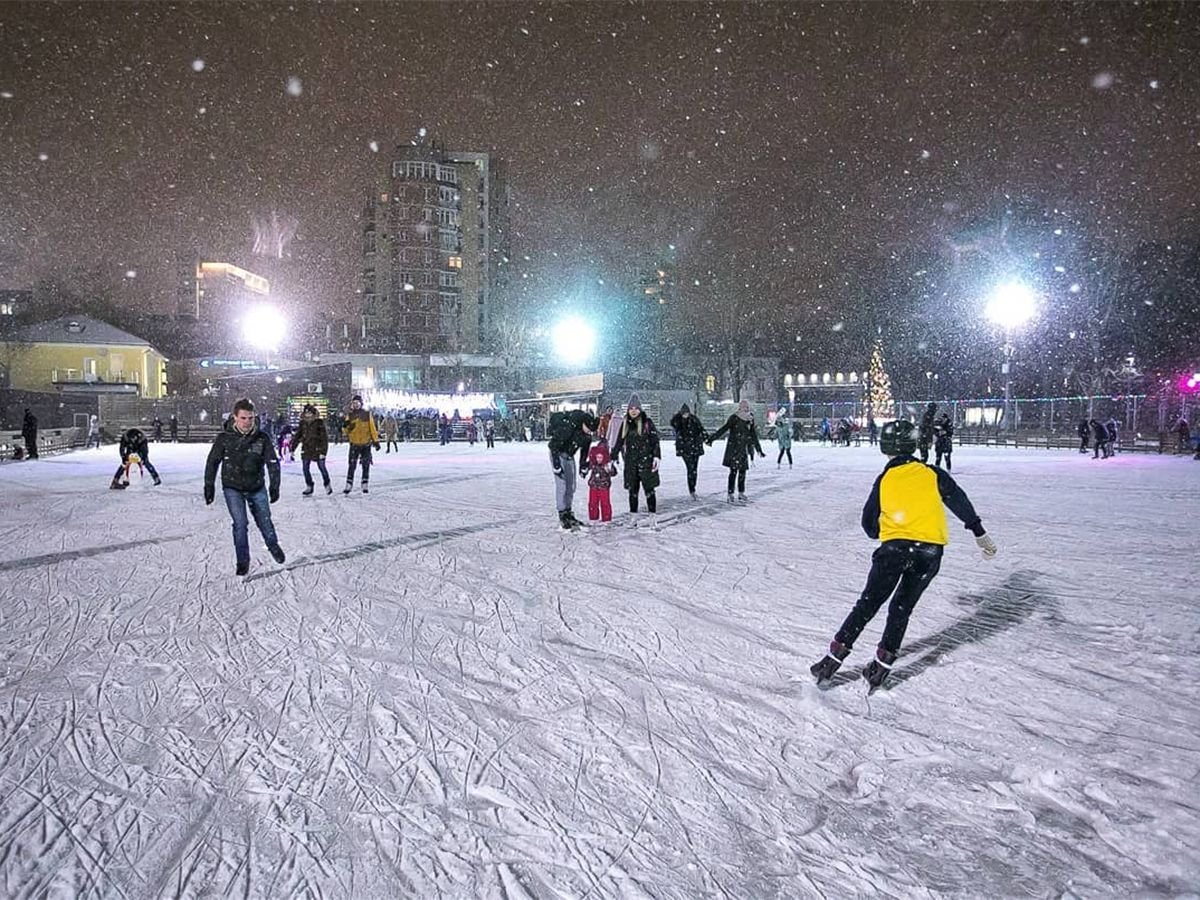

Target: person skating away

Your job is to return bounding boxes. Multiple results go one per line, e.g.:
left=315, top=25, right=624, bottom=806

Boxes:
left=548, top=409, right=597, bottom=530
left=169, top=414, right=179, bottom=442
left=867, top=417, right=879, bottom=446
left=933, top=413, right=954, bottom=470
left=613, top=394, right=663, bottom=527
left=669, top=403, right=707, bottom=498
left=203, top=398, right=285, bottom=576
left=708, top=399, right=765, bottom=503
left=1078, top=417, right=1090, bottom=454
left=382, top=415, right=399, bottom=453
left=86, top=414, right=102, bottom=449
left=586, top=437, right=617, bottom=524
left=296, top=403, right=333, bottom=495
left=1104, top=418, right=1119, bottom=457
left=775, top=406, right=794, bottom=468
left=1175, top=417, right=1191, bottom=455
left=21, top=409, right=38, bottom=459
left=343, top=395, right=380, bottom=493
left=109, top=427, right=161, bottom=489
left=484, top=418, right=496, bottom=449
left=810, top=420, right=997, bottom=691
left=917, top=403, right=937, bottom=463
left=819, top=417, right=832, bottom=446
left=1089, top=418, right=1109, bottom=460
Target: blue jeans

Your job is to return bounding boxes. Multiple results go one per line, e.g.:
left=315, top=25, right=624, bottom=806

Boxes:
left=223, top=486, right=279, bottom=565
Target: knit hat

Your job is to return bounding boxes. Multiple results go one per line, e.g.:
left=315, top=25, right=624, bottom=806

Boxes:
left=351, top=394, right=363, bottom=404
left=737, top=399, right=750, bottom=413
left=680, top=403, right=691, bottom=414
left=628, top=393, right=642, bottom=410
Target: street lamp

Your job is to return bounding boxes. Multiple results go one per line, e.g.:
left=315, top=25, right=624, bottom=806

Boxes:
left=551, top=316, right=596, bottom=367
left=242, top=304, right=287, bottom=369
left=985, top=281, right=1037, bottom=431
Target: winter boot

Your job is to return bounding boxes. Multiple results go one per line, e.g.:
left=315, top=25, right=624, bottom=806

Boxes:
left=236, top=560, right=250, bottom=576
left=302, top=486, right=314, bottom=496
left=558, top=511, right=576, bottom=531
left=362, top=483, right=369, bottom=494
left=737, top=492, right=748, bottom=503
left=644, top=512, right=658, bottom=530
left=726, top=492, right=735, bottom=504
left=810, top=640, right=850, bottom=684
left=863, top=647, right=897, bottom=691
left=109, top=478, right=127, bottom=490
left=268, top=545, right=286, bottom=564
left=152, top=475, right=162, bottom=486
left=343, top=482, right=353, bottom=495
left=565, top=509, right=583, bottom=528
left=324, top=482, right=333, bottom=495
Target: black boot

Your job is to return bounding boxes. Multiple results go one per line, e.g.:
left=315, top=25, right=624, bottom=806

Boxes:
left=810, top=640, right=850, bottom=683
left=863, top=647, right=897, bottom=691
left=558, top=510, right=577, bottom=530
left=109, top=479, right=127, bottom=490
left=268, top=545, right=286, bottom=564
left=302, top=486, right=314, bottom=496
left=236, top=560, right=250, bottom=576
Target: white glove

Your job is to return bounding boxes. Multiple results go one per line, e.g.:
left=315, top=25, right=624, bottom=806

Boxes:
left=651, top=458, right=659, bottom=472
left=976, top=533, right=997, bottom=560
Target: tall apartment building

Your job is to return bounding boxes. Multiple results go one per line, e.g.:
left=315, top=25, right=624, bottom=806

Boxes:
left=359, top=143, right=510, bottom=354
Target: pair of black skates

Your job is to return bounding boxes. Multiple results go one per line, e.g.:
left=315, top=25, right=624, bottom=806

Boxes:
left=810, top=641, right=897, bottom=692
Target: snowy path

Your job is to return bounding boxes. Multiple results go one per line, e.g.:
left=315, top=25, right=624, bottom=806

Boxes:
left=1, top=440, right=1197, bottom=897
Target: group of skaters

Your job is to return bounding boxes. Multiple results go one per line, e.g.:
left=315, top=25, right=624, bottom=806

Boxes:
left=1078, top=416, right=1122, bottom=459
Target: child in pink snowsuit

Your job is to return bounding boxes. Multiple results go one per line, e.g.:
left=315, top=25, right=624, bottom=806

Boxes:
left=587, top=439, right=615, bottom=523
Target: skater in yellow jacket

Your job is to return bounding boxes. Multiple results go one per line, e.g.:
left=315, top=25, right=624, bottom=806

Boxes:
left=343, top=394, right=380, bottom=494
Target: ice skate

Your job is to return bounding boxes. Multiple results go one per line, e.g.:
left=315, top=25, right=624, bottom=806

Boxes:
left=302, top=486, right=314, bottom=496
left=810, top=640, right=850, bottom=684
left=864, top=648, right=897, bottom=692
left=236, top=560, right=250, bottom=576
left=325, top=483, right=333, bottom=495
left=343, top=482, right=352, bottom=495
left=737, top=492, right=748, bottom=503
left=268, top=545, right=286, bottom=564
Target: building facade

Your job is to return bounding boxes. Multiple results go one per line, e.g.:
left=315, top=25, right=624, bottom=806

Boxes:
left=359, top=142, right=510, bottom=355
left=0, top=315, right=168, bottom=399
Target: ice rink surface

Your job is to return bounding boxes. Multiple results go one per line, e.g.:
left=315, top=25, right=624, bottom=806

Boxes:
left=1, top=438, right=1197, bottom=897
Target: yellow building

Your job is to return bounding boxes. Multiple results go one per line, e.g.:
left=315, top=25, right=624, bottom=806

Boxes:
left=0, top=315, right=168, bottom=399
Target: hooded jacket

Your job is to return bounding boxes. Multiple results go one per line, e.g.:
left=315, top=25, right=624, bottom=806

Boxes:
left=710, top=410, right=763, bottom=470
left=669, top=408, right=707, bottom=458
left=296, top=416, right=330, bottom=460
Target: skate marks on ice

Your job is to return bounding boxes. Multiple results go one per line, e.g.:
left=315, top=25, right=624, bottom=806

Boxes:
left=244, top=518, right=520, bottom=581
left=818, top=569, right=1051, bottom=691
left=0, top=533, right=192, bottom=572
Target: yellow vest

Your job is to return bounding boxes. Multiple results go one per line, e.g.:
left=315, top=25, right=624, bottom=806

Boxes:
left=878, top=461, right=949, bottom=545
left=344, top=410, right=378, bottom=446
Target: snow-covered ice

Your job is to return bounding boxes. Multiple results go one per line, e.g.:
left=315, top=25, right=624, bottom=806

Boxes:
left=1, top=440, right=1197, bottom=897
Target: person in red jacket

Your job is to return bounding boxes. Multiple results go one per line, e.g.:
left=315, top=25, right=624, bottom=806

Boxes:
left=586, top=437, right=617, bottom=523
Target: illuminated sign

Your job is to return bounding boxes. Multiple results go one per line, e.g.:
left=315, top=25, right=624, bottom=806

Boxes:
left=198, top=262, right=270, bottom=295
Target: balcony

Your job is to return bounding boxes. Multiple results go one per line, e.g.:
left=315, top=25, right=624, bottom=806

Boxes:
left=52, top=369, right=141, bottom=394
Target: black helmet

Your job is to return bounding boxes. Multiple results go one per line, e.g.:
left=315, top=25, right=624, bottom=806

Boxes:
left=880, top=420, right=917, bottom=456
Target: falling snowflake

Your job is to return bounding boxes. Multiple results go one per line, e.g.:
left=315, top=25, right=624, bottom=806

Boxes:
left=1069, top=283, right=1081, bottom=293
left=0, top=91, right=12, bottom=99
left=920, top=149, right=931, bottom=160
left=199, top=106, right=207, bottom=114
left=1149, top=79, right=1160, bottom=90
left=831, top=321, right=845, bottom=332
left=368, top=140, right=379, bottom=152
left=285, top=76, right=303, bottom=97
left=124, top=269, right=137, bottom=279
left=37, top=152, right=48, bottom=161
left=1091, top=72, right=1115, bottom=90
left=192, top=59, right=205, bottom=72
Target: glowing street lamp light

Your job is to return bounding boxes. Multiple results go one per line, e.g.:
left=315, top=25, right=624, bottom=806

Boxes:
left=551, top=316, right=596, bottom=367
left=242, top=304, right=287, bottom=368
left=984, top=281, right=1037, bottom=432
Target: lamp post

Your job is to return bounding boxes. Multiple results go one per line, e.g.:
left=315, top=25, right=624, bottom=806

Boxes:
left=242, top=304, right=287, bottom=370
left=985, top=281, right=1037, bottom=432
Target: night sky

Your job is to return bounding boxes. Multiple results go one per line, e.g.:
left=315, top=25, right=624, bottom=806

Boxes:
left=2, top=2, right=1198, bottom=356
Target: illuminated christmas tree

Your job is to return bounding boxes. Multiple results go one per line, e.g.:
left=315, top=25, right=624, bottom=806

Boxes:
left=865, top=338, right=895, bottom=419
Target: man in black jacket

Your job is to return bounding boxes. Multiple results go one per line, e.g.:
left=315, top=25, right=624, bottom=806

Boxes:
left=21, top=409, right=38, bottom=459
left=547, top=408, right=597, bottom=529
left=204, top=398, right=285, bottom=575
left=669, top=403, right=707, bottom=498
left=109, top=427, right=161, bottom=489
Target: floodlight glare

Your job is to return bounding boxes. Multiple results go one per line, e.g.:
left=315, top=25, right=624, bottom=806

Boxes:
left=985, top=282, right=1037, bottom=330
left=552, top=316, right=596, bottom=366
left=243, top=304, right=287, bottom=351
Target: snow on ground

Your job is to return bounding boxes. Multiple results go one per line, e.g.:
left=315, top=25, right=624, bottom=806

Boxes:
left=1, top=438, right=1197, bottom=898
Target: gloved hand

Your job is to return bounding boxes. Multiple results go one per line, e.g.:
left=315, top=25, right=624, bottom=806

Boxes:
left=705, top=437, right=713, bottom=446
left=976, top=533, right=998, bottom=560
left=758, top=450, right=766, bottom=458
left=609, top=463, right=618, bottom=475
left=269, top=487, right=280, bottom=504
left=204, top=484, right=214, bottom=505
left=373, top=442, right=381, bottom=451
left=553, top=465, right=564, bottom=479
left=651, top=458, right=659, bottom=472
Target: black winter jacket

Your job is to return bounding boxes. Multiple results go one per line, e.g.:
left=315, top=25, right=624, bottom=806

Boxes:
left=669, top=411, right=707, bottom=458
left=613, top=413, right=662, bottom=491
left=119, top=429, right=150, bottom=461
left=296, top=418, right=329, bottom=460
left=710, top=414, right=763, bottom=470
left=204, top=423, right=281, bottom=494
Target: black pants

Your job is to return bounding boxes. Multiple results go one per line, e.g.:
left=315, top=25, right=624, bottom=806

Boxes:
left=919, top=443, right=930, bottom=463
left=347, top=444, right=372, bottom=485
left=683, top=455, right=700, bottom=493
left=935, top=450, right=951, bottom=470
left=385, top=438, right=398, bottom=452
left=777, top=447, right=793, bottom=465
left=24, top=435, right=37, bottom=459
left=1079, top=436, right=1088, bottom=452
left=486, top=434, right=495, bottom=448
left=627, top=469, right=657, bottom=513
left=726, top=468, right=746, bottom=495
left=836, top=540, right=943, bottom=655
left=303, top=457, right=331, bottom=488
left=114, top=458, right=158, bottom=481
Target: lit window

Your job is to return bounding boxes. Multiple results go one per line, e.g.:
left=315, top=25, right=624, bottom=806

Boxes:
left=823, top=373, right=831, bottom=384
left=705, top=375, right=716, bottom=393
left=836, top=373, right=845, bottom=384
